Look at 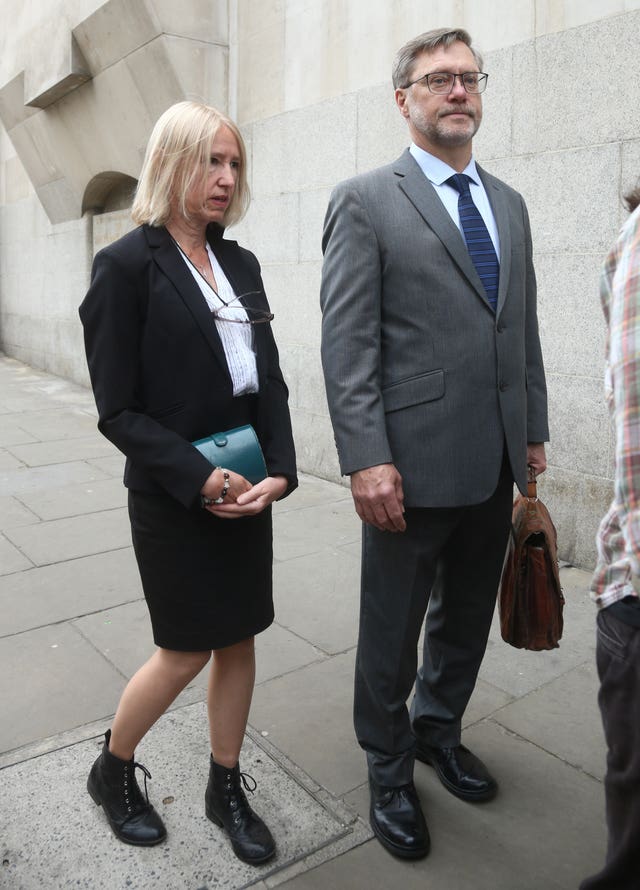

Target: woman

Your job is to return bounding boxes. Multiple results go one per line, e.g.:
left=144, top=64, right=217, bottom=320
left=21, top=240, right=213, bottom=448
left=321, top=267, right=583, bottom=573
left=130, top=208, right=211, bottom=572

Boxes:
left=79, top=101, right=297, bottom=865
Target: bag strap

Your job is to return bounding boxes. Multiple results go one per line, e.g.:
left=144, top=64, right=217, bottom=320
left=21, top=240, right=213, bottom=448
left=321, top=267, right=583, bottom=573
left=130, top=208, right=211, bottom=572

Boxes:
left=527, top=464, right=537, bottom=499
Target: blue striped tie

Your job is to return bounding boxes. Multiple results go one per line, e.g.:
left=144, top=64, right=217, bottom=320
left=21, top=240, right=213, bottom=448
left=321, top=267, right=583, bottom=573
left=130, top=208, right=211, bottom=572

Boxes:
left=448, top=174, right=499, bottom=312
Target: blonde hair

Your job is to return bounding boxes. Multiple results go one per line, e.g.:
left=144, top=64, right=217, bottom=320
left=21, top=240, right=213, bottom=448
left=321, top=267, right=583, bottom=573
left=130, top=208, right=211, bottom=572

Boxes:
left=131, top=101, right=250, bottom=228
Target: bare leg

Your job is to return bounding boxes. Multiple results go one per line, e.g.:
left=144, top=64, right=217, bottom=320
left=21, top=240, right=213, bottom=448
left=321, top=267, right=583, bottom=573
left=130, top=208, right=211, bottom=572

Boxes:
left=208, top=636, right=256, bottom=767
left=109, top=648, right=211, bottom=760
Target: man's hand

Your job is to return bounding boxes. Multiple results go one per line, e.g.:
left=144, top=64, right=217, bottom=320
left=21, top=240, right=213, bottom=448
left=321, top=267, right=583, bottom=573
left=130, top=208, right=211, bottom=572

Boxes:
left=527, top=442, right=547, bottom=476
left=350, top=463, right=406, bottom=532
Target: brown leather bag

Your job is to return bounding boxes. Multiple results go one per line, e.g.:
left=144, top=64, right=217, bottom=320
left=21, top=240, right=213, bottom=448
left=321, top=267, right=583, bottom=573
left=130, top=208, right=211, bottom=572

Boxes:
left=498, top=470, right=564, bottom=650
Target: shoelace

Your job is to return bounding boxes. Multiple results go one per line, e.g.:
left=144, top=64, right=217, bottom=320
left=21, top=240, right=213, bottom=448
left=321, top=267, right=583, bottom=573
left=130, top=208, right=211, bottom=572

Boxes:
left=238, top=771, right=257, bottom=794
left=130, top=761, right=152, bottom=805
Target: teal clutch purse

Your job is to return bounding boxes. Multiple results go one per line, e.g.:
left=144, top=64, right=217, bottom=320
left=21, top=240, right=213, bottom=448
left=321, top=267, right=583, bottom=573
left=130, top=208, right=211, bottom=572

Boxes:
left=192, top=424, right=267, bottom=484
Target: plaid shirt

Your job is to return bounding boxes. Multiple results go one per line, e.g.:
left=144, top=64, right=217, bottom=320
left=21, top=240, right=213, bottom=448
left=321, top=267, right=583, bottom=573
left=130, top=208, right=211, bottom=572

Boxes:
left=592, top=205, right=640, bottom=607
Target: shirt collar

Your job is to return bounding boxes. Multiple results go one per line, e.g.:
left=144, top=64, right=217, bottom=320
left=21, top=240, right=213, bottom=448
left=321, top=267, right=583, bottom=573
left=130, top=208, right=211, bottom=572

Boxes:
left=409, top=143, right=479, bottom=187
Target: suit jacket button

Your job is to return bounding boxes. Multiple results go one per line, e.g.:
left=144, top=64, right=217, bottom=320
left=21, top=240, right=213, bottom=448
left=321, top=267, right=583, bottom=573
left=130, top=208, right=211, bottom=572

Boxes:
left=497, top=324, right=504, bottom=332
left=499, top=381, right=508, bottom=391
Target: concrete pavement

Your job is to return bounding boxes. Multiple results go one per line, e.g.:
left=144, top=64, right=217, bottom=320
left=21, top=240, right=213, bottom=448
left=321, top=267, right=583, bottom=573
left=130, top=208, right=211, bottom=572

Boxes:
left=0, top=353, right=608, bottom=889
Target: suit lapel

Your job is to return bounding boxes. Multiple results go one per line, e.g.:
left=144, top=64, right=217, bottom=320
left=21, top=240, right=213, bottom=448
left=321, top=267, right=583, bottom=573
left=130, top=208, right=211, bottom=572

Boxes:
left=477, top=165, right=512, bottom=318
left=145, top=224, right=232, bottom=384
left=394, top=151, right=488, bottom=304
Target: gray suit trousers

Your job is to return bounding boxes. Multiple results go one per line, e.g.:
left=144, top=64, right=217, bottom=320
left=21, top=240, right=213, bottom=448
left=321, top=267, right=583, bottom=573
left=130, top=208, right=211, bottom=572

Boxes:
left=354, top=458, right=513, bottom=787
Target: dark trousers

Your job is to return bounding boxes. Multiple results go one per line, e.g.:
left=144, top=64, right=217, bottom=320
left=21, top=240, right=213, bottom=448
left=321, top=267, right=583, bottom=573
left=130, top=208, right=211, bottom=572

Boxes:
left=580, top=609, right=640, bottom=890
left=354, top=460, right=513, bottom=787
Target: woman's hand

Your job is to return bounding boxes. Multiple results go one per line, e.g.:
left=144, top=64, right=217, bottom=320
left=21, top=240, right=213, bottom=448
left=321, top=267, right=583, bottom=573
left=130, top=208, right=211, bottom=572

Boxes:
left=205, top=475, right=288, bottom=518
left=200, top=467, right=252, bottom=505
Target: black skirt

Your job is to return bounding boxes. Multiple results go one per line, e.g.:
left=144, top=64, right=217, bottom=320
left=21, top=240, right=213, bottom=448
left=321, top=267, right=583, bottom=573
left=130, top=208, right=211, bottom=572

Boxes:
left=128, top=490, right=273, bottom=651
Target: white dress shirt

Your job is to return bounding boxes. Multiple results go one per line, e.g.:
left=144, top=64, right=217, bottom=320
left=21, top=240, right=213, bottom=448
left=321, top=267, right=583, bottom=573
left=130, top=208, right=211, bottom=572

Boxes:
left=409, top=143, right=501, bottom=257
left=179, top=244, right=259, bottom=396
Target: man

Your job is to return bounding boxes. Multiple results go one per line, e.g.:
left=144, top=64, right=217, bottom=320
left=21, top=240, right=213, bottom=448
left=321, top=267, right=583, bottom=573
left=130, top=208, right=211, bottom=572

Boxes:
left=580, top=183, right=640, bottom=890
left=320, top=28, right=548, bottom=859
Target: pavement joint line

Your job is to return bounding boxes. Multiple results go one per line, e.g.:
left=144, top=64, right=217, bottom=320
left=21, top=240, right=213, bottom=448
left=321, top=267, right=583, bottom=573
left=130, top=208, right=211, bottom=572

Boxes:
left=0, top=545, right=135, bottom=581
left=486, top=716, right=604, bottom=783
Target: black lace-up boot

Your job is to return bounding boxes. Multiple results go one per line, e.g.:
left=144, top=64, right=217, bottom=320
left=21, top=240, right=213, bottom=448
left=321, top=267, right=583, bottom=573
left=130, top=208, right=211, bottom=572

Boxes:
left=87, top=730, right=167, bottom=846
left=205, top=756, right=276, bottom=864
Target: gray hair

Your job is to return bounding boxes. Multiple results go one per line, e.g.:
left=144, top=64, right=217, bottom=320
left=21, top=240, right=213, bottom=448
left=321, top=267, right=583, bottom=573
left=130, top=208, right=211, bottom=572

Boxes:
left=392, top=28, right=483, bottom=89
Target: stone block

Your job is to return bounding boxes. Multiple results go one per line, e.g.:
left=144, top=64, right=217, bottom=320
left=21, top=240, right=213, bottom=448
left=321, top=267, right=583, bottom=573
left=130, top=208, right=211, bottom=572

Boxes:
left=252, top=94, right=358, bottom=196
left=0, top=547, right=142, bottom=636
left=466, top=0, right=535, bottom=52
left=4, top=507, right=130, bottom=565
left=151, top=0, right=228, bottom=43
left=535, top=250, right=607, bottom=377
left=513, top=10, right=640, bottom=154
left=299, top=188, right=331, bottom=262
left=473, top=45, right=514, bottom=162
left=356, top=82, right=407, bottom=175
left=488, top=143, right=621, bottom=255
left=73, top=0, right=160, bottom=74
left=291, top=408, right=343, bottom=482
left=260, top=261, right=323, bottom=347
left=233, top=191, right=299, bottom=265
left=539, top=467, right=612, bottom=567
left=546, top=372, right=611, bottom=477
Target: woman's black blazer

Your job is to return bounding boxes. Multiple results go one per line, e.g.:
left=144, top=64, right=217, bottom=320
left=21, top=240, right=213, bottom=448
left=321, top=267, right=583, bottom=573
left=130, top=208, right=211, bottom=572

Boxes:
left=79, top=222, right=297, bottom=509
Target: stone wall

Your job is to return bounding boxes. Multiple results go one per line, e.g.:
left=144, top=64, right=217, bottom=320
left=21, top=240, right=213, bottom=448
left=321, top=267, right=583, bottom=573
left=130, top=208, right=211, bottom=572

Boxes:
left=2, top=0, right=640, bottom=566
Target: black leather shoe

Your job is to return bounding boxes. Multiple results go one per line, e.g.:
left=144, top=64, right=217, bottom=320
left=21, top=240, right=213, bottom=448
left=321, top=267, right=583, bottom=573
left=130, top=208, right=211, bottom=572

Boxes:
left=369, top=779, right=430, bottom=859
left=87, top=730, right=167, bottom=846
left=206, top=757, right=276, bottom=865
left=415, top=740, right=497, bottom=802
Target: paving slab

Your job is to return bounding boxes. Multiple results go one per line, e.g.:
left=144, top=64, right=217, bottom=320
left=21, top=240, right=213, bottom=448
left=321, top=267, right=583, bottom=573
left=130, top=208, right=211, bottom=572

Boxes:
left=0, top=495, right=39, bottom=530
left=0, top=416, right=38, bottom=446
left=274, top=473, right=350, bottom=512
left=493, top=658, right=605, bottom=780
left=1, top=407, right=99, bottom=441
left=273, top=547, right=361, bottom=654
left=273, top=499, right=361, bottom=561
left=0, top=622, right=125, bottom=752
left=249, top=651, right=366, bottom=797
left=4, top=507, right=130, bottom=565
left=16, top=476, right=127, bottom=520
left=0, top=533, right=34, bottom=575
left=0, top=547, right=142, bottom=636
left=0, top=702, right=370, bottom=890
left=478, top=577, right=597, bottom=697
left=0, top=449, right=24, bottom=470
left=86, top=454, right=126, bottom=477
left=0, top=460, right=111, bottom=496
left=7, top=434, right=116, bottom=467
left=329, top=719, right=606, bottom=890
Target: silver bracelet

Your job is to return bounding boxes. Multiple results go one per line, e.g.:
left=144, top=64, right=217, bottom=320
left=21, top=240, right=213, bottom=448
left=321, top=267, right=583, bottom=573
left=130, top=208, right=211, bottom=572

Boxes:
left=213, top=468, right=230, bottom=504
left=200, top=467, right=230, bottom=507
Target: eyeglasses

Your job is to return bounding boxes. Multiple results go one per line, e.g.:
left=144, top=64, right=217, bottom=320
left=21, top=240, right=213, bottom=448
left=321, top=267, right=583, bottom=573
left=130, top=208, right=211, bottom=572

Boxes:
left=210, top=290, right=275, bottom=325
left=402, top=71, right=488, bottom=94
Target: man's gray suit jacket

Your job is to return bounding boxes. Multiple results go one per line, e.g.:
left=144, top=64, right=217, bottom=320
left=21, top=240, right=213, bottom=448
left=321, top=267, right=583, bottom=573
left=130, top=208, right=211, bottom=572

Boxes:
left=320, top=149, right=549, bottom=506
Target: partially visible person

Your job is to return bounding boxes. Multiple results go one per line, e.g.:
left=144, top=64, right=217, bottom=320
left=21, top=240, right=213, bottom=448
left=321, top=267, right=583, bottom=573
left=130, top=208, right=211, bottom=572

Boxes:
left=79, top=101, right=296, bottom=865
left=580, top=181, right=640, bottom=890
